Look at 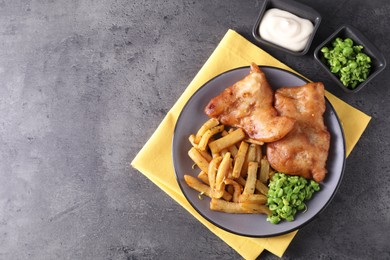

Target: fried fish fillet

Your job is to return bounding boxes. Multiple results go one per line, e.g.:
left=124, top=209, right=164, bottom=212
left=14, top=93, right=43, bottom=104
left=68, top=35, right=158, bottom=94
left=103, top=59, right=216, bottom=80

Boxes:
left=266, top=82, right=330, bottom=182
left=204, top=63, right=295, bottom=143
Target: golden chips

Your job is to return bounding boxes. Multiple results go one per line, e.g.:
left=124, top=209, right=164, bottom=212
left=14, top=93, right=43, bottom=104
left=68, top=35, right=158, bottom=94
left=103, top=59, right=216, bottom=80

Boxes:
left=184, top=118, right=273, bottom=215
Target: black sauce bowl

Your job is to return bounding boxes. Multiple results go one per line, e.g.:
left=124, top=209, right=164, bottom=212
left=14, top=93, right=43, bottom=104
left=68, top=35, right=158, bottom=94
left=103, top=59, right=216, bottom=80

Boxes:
left=252, top=0, right=322, bottom=56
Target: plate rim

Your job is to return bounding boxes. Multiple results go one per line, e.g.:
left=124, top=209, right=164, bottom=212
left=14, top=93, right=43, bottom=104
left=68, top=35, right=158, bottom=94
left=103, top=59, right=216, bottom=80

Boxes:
left=172, top=65, right=346, bottom=237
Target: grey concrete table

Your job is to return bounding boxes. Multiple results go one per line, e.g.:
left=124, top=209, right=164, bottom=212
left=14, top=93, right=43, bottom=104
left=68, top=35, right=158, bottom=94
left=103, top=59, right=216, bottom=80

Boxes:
left=1, top=0, right=389, bottom=259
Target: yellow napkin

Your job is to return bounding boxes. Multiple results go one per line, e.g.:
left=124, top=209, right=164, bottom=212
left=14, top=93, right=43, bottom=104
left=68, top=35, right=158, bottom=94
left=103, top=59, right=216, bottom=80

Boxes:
left=131, top=29, right=371, bottom=259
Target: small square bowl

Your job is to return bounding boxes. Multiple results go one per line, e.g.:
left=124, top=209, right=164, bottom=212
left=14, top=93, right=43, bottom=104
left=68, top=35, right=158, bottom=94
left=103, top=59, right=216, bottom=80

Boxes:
left=314, top=25, right=387, bottom=93
left=252, top=0, right=321, bottom=56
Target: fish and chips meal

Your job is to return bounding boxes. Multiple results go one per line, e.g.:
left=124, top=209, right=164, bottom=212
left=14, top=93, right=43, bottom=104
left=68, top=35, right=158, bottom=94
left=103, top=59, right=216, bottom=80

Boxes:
left=184, top=63, right=330, bottom=224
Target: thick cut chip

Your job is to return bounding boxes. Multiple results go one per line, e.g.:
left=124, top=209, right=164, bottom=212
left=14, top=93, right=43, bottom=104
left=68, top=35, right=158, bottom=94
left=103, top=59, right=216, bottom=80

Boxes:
left=204, top=63, right=295, bottom=143
left=266, top=82, right=330, bottom=182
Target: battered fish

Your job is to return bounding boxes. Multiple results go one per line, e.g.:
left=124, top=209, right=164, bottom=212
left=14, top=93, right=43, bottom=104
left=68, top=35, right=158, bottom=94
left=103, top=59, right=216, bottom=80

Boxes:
left=204, top=63, right=295, bottom=143
left=266, top=82, right=330, bottom=182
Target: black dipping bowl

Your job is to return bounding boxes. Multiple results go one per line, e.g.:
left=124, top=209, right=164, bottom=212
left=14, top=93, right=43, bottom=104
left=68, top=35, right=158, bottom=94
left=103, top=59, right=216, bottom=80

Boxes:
left=314, top=25, right=387, bottom=93
left=252, top=0, right=321, bottom=56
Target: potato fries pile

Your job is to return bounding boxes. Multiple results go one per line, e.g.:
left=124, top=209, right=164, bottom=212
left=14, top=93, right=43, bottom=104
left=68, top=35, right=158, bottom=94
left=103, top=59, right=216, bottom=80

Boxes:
left=184, top=118, right=273, bottom=215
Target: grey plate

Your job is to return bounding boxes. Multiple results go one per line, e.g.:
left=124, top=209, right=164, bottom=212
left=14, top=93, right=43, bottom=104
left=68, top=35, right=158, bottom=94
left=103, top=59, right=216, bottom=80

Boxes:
left=172, top=66, right=346, bottom=237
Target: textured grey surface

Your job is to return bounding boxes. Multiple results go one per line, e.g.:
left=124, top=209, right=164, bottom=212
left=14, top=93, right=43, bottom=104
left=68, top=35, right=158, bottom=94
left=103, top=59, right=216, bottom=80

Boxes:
left=0, top=0, right=389, bottom=259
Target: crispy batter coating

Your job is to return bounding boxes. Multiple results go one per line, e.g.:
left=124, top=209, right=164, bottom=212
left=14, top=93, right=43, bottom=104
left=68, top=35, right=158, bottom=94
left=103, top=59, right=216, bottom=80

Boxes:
left=266, top=82, right=330, bottom=182
left=204, top=63, right=295, bottom=143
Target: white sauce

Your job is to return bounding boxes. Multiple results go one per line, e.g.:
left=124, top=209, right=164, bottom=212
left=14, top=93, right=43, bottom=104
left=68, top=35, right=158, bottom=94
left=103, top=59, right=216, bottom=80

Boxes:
left=259, top=8, right=314, bottom=52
